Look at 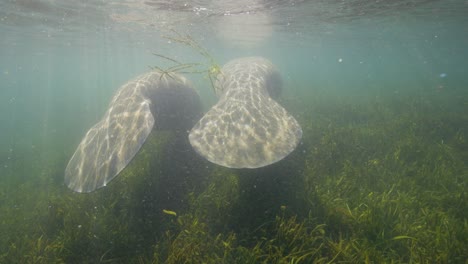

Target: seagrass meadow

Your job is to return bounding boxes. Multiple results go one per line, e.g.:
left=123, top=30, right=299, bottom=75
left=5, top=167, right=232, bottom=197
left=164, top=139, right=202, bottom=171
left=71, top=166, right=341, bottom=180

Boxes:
left=1, top=86, right=467, bottom=263
left=1, top=0, right=468, bottom=263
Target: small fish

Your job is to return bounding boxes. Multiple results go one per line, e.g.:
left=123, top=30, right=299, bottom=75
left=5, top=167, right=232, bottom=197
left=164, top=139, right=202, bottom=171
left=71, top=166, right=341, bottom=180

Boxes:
left=162, top=209, right=177, bottom=216
left=439, top=73, right=447, bottom=78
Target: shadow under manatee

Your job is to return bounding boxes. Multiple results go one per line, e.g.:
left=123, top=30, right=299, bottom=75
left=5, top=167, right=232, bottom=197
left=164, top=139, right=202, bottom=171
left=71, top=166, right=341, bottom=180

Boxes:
left=226, top=140, right=310, bottom=241
left=122, top=129, right=209, bottom=238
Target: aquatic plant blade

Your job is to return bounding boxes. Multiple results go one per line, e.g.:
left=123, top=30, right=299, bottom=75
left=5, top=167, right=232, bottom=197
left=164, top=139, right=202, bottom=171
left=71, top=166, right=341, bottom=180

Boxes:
left=65, top=71, right=201, bottom=193
left=189, top=57, right=302, bottom=168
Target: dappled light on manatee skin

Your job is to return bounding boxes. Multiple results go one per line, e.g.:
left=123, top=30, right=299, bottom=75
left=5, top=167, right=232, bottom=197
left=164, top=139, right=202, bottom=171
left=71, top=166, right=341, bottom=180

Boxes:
left=65, top=71, right=201, bottom=193
left=189, top=57, right=302, bottom=168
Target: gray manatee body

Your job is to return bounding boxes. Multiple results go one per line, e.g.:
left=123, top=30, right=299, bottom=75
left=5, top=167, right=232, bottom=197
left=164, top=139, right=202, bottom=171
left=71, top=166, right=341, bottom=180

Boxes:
left=189, top=57, right=302, bottom=168
left=65, top=71, right=201, bottom=193
left=66, top=57, right=302, bottom=193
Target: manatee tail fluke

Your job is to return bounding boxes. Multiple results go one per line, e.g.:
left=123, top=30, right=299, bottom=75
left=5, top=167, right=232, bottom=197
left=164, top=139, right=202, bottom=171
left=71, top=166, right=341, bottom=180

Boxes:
left=65, top=72, right=200, bottom=192
left=189, top=57, right=302, bottom=168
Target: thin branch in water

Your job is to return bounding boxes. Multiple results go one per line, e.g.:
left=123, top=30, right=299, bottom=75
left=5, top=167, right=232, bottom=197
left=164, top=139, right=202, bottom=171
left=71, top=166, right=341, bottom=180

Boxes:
left=152, top=53, right=182, bottom=65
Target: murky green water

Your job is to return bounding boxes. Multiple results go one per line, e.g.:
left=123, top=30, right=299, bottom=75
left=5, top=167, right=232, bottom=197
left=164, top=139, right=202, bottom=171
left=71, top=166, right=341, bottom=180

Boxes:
left=1, top=0, right=467, bottom=262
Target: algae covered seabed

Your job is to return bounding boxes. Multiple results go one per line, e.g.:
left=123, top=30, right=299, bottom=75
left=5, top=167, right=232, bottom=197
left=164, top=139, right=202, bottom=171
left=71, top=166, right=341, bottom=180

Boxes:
left=0, top=82, right=467, bottom=263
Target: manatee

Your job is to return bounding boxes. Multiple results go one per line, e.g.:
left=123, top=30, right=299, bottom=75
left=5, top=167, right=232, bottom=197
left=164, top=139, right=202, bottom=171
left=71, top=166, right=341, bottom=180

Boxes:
left=65, top=71, right=201, bottom=193
left=189, top=57, right=302, bottom=168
